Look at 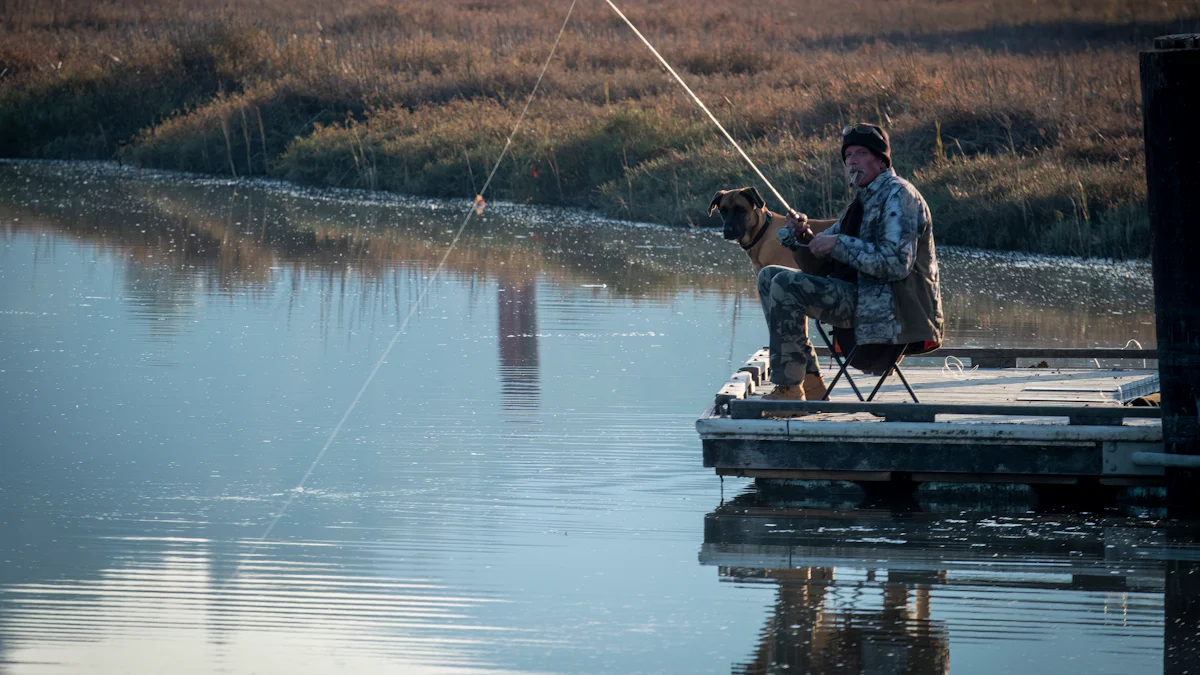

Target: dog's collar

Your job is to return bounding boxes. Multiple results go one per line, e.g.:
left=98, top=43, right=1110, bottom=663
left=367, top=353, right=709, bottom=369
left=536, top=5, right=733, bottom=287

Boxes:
left=740, top=211, right=772, bottom=251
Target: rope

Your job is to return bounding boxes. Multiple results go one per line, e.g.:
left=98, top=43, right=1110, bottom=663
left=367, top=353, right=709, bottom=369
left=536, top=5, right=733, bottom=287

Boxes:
left=1124, top=338, right=1146, bottom=369
left=941, top=355, right=978, bottom=379
left=603, top=0, right=799, bottom=218
left=254, top=0, right=579, bottom=544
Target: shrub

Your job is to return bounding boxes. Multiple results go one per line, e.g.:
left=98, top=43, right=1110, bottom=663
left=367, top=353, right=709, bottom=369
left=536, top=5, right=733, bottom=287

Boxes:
left=2, top=0, right=1198, bottom=257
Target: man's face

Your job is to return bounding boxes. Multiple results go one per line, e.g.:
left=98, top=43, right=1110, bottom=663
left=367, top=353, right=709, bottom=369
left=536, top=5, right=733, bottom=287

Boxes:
left=844, top=145, right=887, bottom=188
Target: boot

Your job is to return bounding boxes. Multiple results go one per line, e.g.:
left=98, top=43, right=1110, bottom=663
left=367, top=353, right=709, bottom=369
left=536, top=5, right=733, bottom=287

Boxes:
left=762, top=384, right=805, bottom=401
left=803, top=372, right=828, bottom=401
left=761, top=383, right=808, bottom=417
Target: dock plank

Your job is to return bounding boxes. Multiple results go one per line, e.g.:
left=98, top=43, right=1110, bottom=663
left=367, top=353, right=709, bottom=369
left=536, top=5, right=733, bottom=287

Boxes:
left=803, top=366, right=1158, bottom=407
left=729, top=399, right=1161, bottom=423
left=811, top=345, right=1157, bottom=367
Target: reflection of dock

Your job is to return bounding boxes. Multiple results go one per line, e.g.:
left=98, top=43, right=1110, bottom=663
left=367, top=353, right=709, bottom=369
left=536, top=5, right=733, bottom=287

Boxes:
left=702, top=502, right=1167, bottom=591
left=700, top=499, right=1200, bottom=675
left=699, top=348, right=1167, bottom=488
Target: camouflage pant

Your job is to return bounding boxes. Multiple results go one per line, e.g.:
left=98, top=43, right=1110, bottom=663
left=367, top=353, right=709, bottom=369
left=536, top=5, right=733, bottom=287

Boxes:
left=757, top=266, right=857, bottom=385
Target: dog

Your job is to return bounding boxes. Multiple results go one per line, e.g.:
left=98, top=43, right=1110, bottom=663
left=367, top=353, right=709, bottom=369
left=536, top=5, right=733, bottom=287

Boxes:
left=708, top=186, right=837, bottom=272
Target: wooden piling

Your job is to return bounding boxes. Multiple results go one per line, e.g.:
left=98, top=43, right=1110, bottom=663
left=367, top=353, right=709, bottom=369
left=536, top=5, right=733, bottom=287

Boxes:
left=1141, top=35, right=1200, bottom=513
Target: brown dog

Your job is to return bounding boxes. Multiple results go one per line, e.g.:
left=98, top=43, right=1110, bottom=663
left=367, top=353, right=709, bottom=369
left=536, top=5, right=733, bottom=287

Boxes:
left=708, top=187, right=837, bottom=272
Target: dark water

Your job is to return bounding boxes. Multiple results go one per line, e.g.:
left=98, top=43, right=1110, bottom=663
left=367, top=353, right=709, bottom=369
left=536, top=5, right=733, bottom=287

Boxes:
left=0, top=161, right=1191, bottom=675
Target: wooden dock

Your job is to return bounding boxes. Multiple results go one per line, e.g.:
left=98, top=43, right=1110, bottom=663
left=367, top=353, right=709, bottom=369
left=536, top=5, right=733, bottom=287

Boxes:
left=698, top=347, right=1172, bottom=487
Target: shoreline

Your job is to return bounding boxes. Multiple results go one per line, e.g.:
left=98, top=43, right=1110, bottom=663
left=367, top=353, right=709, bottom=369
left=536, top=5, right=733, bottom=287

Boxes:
left=0, top=158, right=1154, bottom=268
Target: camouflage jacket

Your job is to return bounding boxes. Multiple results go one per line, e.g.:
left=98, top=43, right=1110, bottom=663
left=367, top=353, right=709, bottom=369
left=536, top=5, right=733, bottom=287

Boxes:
left=826, top=169, right=943, bottom=345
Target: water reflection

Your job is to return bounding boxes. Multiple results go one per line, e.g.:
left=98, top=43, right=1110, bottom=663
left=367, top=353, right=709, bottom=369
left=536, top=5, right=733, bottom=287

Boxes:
left=0, top=526, right=517, bottom=674
left=737, top=566, right=948, bottom=675
left=704, top=492, right=1200, bottom=675
left=0, top=160, right=1172, bottom=674
left=497, top=275, right=540, bottom=414
left=0, top=160, right=1158, bottom=350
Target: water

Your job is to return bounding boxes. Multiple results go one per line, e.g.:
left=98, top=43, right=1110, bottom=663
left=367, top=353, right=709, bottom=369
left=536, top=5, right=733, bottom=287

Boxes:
left=0, top=160, right=1190, bottom=675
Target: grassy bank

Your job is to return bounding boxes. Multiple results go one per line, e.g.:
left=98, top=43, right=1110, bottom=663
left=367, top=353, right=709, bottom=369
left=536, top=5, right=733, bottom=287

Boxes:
left=3, top=0, right=1198, bottom=258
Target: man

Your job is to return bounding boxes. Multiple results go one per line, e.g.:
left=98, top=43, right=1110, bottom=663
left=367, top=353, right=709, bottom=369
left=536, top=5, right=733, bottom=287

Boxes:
left=758, top=123, right=942, bottom=402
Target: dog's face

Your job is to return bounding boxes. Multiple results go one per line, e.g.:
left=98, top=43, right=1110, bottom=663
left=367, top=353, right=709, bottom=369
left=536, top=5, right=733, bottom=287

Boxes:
left=708, top=187, right=766, bottom=241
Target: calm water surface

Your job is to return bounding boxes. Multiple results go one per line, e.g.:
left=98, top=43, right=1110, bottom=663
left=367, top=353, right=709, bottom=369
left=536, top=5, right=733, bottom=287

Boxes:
left=0, top=161, right=1193, bottom=675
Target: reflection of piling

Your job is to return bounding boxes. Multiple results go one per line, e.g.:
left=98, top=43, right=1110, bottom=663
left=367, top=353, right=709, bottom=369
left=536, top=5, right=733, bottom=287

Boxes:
left=1165, top=559, right=1200, bottom=675
left=1165, top=523, right=1200, bottom=675
left=497, top=279, right=541, bottom=411
left=1141, top=35, right=1200, bottom=513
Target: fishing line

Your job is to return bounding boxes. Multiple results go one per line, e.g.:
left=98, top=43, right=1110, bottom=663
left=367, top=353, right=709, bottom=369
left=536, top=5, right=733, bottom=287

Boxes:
left=254, top=0, right=579, bottom=545
left=603, top=0, right=799, bottom=218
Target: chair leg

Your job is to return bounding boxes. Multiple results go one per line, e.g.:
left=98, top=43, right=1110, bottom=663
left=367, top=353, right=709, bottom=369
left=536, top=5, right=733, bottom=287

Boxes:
left=840, top=362, right=865, bottom=401
left=823, top=345, right=865, bottom=402
left=893, top=363, right=920, bottom=403
left=865, top=351, right=919, bottom=403
left=814, top=323, right=864, bottom=401
left=866, top=365, right=891, bottom=402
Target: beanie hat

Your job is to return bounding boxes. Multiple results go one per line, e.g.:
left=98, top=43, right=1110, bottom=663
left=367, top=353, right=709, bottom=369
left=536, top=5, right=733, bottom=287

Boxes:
left=841, top=123, right=891, bottom=168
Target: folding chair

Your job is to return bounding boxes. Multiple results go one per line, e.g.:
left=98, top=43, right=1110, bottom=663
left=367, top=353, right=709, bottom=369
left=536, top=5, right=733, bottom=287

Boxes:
left=815, top=322, right=938, bottom=403
left=814, top=322, right=865, bottom=401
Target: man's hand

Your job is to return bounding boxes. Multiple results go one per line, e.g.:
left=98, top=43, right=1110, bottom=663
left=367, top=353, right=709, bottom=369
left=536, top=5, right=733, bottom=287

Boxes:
left=784, top=212, right=810, bottom=237
left=809, top=232, right=838, bottom=258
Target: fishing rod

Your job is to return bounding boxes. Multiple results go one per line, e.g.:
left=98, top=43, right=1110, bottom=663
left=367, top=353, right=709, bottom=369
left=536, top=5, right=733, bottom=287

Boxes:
left=603, top=0, right=801, bottom=219
left=253, top=0, right=777, bottom=547
left=251, top=0, right=580, bottom=546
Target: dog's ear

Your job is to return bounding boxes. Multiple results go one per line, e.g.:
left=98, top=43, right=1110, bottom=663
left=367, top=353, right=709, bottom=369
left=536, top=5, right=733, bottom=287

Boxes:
left=708, top=191, right=725, bottom=217
left=740, top=186, right=766, bottom=210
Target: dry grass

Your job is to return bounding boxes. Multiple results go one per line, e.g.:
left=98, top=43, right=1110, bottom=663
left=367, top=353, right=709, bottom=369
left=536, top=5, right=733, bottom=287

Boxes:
left=2, top=0, right=1199, bottom=257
